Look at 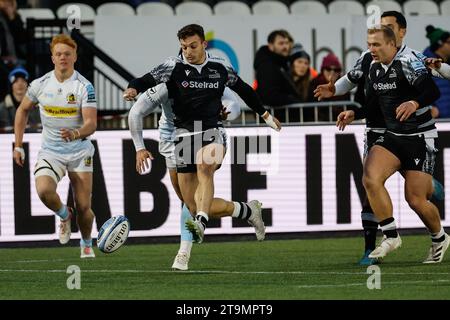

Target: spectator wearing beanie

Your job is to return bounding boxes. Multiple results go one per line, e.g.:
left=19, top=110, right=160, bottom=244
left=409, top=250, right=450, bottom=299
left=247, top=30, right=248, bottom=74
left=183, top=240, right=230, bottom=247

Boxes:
left=0, top=66, right=41, bottom=132
left=308, top=52, right=350, bottom=121
left=424, top=25, right=450, bottom=118
left=290, top=44, right=313, bottom=102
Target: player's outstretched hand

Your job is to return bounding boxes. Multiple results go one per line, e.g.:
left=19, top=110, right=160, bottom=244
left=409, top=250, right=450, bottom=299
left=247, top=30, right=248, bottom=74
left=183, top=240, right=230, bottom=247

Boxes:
left=123, top=88, right=138, bottom=101
left=425, top=57, right=442, bottom=70
left=314, top=78, right=336, bottom=101
left=396, top=100, right=419, bottom=122
left=336, top=110, right=355, bottom=131
left=262, top=111, right=281, bottom=131
left=13, top=146, right=25, bottom=167
left=136, top=149, right=154, bottom=175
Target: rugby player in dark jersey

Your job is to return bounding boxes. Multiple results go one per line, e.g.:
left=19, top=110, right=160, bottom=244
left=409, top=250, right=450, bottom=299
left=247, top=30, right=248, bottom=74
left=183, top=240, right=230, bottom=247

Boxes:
left=316, top=12, right=446, bottom=265
left=123, top=24, right=281, bottom=244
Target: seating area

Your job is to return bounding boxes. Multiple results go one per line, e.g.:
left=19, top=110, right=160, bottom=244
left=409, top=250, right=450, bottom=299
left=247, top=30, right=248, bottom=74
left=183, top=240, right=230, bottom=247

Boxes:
left=17, top=0, right=450, bottom=20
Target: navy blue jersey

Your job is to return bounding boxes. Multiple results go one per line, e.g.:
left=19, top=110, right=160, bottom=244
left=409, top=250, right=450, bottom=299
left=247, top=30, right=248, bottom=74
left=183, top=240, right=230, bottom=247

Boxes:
left=147, top=54, right=238, bottom=132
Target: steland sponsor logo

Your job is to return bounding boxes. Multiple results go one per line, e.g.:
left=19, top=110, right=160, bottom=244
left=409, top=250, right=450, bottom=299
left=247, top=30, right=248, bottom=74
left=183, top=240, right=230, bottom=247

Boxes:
left=182, top=81, right=219, bottom=89
left=373, top=82, right=397, bottom=90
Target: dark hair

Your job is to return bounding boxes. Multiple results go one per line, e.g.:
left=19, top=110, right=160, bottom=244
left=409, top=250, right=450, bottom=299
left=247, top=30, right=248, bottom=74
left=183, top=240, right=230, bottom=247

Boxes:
left=291, top=64, right=311, bottom=101
left=368, top=25, right=397, bottom=44
left=381, top=11, right=407, bottom=29
left=267, top=29, right=292, bottom=44
left=177, top=24, right=205, bottom=41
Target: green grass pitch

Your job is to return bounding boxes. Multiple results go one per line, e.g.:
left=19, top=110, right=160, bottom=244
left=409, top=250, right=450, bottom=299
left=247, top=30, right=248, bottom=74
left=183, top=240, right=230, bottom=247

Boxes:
left=0, top=235, right=449, bottom=300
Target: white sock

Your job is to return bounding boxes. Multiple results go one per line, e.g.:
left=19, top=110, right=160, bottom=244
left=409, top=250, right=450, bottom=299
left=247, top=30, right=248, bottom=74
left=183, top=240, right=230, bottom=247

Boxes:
left=232, top=202, right=241, bottom=218
left=431, top=227, right=445, bottom=241
left=179, top=240, right=192, bottom=255
left=197, top=211, right=209, bottom=221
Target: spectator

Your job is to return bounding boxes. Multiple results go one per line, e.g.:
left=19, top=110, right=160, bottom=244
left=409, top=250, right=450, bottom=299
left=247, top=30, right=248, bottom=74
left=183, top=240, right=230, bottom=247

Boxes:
left=0, top=0, right=27, bottom=65
left=254, top=29, right=301, bottom=107
left=0, top=66, right=40, bottom=132
left=424, top=25, right=450, bottom=118
left=290, top=45, right=311, bottom=102
left=309, top=52, right=350, bottom=121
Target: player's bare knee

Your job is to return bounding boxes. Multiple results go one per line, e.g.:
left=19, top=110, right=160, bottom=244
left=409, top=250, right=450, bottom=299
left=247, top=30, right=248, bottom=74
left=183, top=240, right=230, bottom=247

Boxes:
left=36, top=188, right=55, bottom=204
left=362, top=174, right=380, bottom=192
left=405, top=193, right=425, bottom=212
left=74, top=202, right=91, bottom=216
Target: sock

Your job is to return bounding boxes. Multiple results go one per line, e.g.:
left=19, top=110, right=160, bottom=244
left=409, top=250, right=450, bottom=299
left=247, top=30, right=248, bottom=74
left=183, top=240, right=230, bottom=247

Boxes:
left=80, top=238, right=92, bottom=248
left=231, top=202, right=252, bottom=220
left=379, top=217, right=398, bottom=238
left=430, top=227, right=446, bottom=243
left=179, top=240, right=193, bottom=256
left=55, top=204, right=69, bottom=220
left=362, top=219, right=378, bottom=251
left=196, top=211, right=209, bottom=229
left=180, top=204, right=193, bottom=242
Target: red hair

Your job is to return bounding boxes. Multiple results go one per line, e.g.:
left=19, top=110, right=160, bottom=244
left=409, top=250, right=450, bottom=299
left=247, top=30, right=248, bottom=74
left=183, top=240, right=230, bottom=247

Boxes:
left=50, top=34, right=77, bottom=53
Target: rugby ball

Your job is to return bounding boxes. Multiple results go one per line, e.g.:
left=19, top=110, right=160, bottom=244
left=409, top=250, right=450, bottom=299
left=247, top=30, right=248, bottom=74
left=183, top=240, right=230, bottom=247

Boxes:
left=97, top=215, right=130, bottom=253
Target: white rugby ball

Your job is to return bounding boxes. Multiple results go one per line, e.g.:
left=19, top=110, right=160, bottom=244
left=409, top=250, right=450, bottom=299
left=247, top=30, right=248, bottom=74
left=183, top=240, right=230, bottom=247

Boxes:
left=97, top=215, right=130, bottom=253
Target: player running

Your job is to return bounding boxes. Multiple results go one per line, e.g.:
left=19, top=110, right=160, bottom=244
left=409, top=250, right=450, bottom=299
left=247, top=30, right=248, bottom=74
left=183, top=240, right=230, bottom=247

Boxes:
left=13, top=34, right=97, bottom=258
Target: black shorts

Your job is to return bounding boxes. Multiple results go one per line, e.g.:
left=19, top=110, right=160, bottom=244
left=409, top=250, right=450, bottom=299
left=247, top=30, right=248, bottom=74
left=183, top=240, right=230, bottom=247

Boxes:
left=373, top=131, right=437, bottom=175
left=174, top=128, right=227, bottom=173
left=363, top=129, right=385, bottom=159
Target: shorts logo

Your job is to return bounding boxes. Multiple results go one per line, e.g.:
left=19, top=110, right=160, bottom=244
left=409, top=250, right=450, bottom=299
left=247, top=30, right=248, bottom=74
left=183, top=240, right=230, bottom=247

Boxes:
left=84, top=157, right=92, bottom=167
left=182, top=81, right=189, bottom=88
left=414, top=158, right=420, bottom=165
left=375, top=136, right=384, bottom=144
left=67, top=93, right=77, bottom=104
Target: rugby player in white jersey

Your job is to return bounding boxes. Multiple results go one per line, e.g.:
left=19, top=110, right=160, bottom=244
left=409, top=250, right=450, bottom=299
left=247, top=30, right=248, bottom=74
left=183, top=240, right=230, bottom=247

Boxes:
left=13, top=34, right=97, bottom=258
left=128, top=83, right=265, bottom=270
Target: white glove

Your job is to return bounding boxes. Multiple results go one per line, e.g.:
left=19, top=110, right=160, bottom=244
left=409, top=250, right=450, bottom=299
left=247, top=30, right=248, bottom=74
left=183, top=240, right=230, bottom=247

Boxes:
left=14, top=147, right=25, bottom=161
left=262, top=112, right=280, bottom=132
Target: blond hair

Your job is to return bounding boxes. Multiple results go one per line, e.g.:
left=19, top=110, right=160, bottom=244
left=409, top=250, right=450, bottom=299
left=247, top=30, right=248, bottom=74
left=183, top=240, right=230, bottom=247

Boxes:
left=367, top=25, right=396, bottom=44
left=50, top=34, right=77, bottom=53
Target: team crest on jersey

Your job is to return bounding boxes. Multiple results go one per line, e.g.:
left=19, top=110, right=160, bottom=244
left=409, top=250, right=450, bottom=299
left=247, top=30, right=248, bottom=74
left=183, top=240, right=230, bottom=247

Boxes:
left=84, top=156, right=92, bottom=167
left=208, top=68, right=220, bottom=79
left=67, top=93, right=77, bottom=104
left=389, top=70, right=397, bottom=78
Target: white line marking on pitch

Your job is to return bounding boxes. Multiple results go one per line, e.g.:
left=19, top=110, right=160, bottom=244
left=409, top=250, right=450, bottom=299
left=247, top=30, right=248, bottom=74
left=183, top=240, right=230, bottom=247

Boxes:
left=0, top=269, right=450, bottom=276
left=295, top=279, right=450, bottom=289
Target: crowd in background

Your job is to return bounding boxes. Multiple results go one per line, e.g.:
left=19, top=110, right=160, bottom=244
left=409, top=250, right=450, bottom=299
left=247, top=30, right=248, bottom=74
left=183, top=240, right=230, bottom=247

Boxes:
left=253, top=27, right=450, bottom=122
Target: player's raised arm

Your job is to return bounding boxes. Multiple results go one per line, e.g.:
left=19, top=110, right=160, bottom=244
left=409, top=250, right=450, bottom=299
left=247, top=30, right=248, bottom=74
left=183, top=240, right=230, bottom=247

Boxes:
left=124, top=58, right=178, bottom=101
left=124, top=72, right=156, bottom=101
left=228, top=76, right=281, bottom=131
left=13, top=96, right=36, bottom=167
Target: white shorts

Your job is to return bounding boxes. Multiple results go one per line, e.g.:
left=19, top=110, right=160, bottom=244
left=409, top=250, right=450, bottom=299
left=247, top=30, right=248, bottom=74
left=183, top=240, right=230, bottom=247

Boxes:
left=159, top=139, right=176, bottom=169
left=34, top=143, right=95, bottom=183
